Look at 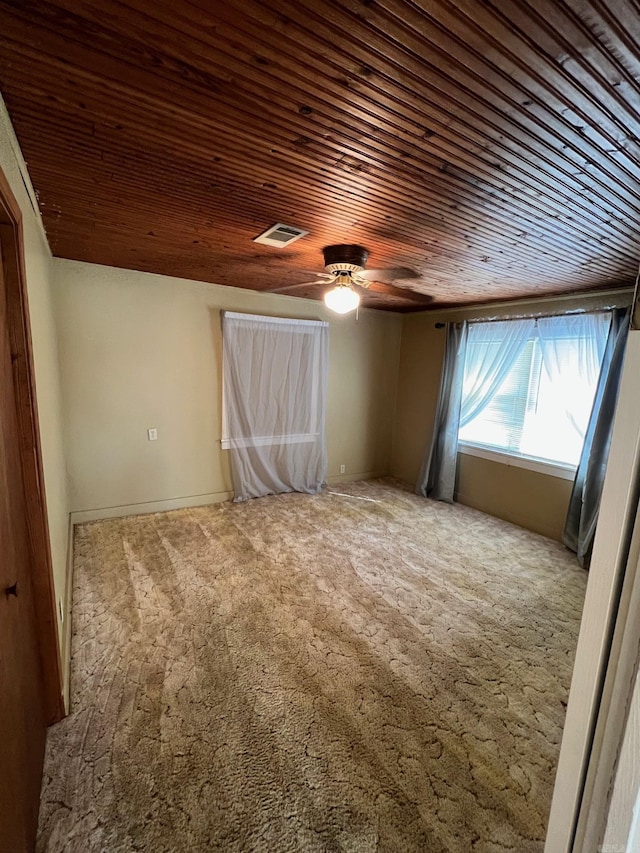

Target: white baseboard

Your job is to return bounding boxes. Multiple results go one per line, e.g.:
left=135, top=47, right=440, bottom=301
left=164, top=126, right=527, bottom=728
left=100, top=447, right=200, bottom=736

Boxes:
left=326, top=471, right=387, bottom=485
left=70, top=478, right=386, bottom=524
left=70, top=490, right=234, bottom=524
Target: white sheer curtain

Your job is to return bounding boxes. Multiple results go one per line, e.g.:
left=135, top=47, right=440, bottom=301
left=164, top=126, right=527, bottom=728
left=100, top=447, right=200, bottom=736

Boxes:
left=222, top=311, right=329, bottom=501
left=536, top=313, right=610, bottom=450
left=460, top=318, right=535, bottom=428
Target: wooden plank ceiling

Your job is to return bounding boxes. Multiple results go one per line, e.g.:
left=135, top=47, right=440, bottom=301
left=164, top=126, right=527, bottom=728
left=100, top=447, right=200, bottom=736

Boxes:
left=0, top=0, right=638, bottom=311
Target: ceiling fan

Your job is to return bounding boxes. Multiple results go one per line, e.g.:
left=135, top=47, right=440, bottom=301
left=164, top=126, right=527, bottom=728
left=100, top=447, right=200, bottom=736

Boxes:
left=272, top=245, right=431, bottom=313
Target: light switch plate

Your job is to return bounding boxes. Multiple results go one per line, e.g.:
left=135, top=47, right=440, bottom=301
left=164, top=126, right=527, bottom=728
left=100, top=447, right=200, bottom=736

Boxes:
left=148, top=428, right=158, bottom=441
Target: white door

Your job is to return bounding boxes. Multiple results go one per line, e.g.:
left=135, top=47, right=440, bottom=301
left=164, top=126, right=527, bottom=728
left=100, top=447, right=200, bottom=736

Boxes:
left=545, top=330, right=640, bottom=852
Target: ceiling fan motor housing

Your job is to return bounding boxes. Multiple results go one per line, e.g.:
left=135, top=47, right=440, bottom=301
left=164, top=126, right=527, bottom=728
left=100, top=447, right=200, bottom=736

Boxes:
left=322, top=244, right=369, bottom=274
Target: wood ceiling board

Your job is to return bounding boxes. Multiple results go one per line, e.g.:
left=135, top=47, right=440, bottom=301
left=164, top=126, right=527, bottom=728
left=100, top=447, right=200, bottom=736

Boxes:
left=3, top=35, right=636, bottom=250
left=0, top=0, right=638, bottom=311
left=18, top=0, right=636, bottom=223
left=12, top=96, right=634, bottom=271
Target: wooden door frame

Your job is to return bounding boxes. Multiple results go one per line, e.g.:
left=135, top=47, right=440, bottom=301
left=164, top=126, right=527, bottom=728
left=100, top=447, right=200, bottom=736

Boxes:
left=0, top=166, right=64, bottom=725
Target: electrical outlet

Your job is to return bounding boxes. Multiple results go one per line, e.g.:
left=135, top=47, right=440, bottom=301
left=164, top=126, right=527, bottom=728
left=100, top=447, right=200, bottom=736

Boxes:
left=147, top=428, right=158, bottom=441
left=340, top=464, right=346, bottom=474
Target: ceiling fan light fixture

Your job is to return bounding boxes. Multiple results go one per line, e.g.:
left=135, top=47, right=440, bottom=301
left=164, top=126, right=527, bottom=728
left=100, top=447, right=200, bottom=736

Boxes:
left=323, top=283, right=360, bottom=314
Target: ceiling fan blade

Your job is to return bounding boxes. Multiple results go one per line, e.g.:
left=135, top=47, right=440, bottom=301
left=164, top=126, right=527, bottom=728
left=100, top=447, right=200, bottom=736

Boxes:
left=358, top=267, right=419, bottom=282
left=269, top=279, right=329, bottom=293
left=363, top=281, right=432, bottom=304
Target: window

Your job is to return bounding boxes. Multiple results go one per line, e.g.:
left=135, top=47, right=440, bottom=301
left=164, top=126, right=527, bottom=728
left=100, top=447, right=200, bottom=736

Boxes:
left=458, top=313, right=611, bottom=469
left=220, top=311, right=329, bottom=501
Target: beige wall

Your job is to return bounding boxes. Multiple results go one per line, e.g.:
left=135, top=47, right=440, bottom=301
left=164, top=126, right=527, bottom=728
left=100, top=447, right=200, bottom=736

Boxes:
left=392, top=291, right=632, bottom=541
left=0, top=97, right=70, bottom=664
left=55, top=258, right=627, bottom=540
left=53, top=259, right=402, bottom=518
left=455, top=455, right=573, bottom=541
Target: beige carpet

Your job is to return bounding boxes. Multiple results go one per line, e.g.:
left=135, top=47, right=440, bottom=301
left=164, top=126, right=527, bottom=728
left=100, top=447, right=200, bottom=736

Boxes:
left=38, top=479, right=587, bottom=852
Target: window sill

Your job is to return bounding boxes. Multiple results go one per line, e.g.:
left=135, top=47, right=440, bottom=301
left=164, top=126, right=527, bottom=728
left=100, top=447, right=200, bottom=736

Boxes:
left=457, top=442, right=577, bottom=481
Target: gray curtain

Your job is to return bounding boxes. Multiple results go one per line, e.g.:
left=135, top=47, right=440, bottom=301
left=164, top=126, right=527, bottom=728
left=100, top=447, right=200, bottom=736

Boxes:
left=563, top=307, right=631, bottom=567
left=416, top=322, right=468, bottom=502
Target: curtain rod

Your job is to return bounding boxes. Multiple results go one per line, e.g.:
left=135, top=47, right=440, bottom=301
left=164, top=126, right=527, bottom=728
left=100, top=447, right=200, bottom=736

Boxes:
left=429, top=285, right=633, bottom=325
left=434, top=303, right=630, bottom=328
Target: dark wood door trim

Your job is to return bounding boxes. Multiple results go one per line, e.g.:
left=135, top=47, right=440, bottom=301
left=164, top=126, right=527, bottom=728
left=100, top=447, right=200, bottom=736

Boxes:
left=0, top=166, right=64, bottom=725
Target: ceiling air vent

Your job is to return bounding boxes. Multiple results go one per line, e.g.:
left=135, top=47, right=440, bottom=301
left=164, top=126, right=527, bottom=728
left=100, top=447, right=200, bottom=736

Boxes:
left=253, top=222, right=309, bottom=247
